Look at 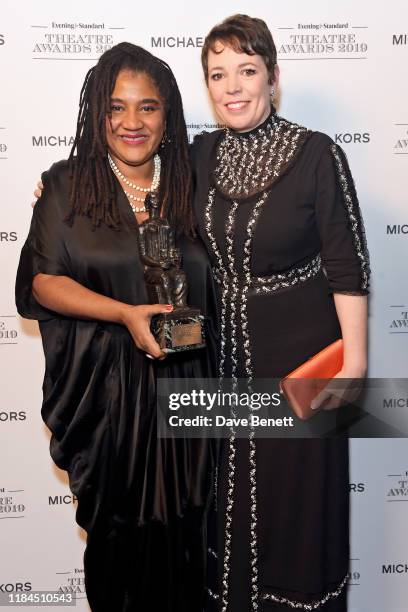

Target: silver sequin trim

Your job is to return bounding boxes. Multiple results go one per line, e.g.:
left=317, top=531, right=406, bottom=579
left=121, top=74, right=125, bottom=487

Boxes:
left=251, top=254, right=322, bottom=294
left=240, top=190, right=271, bottom=611
left=204, top=191, right=239, bottom=611
left=221, top=200, right=240, bottom=612
left=214, top=115, right=310, bottom=199
left=213, top=464, right=218, bottom=512
left=207, top=587, right=220, bottom=600
left=330, top=144, right=370, bottom=292
left=204, top=187, right=271, bottom=612
left=261, top=573, right=348, bottom=610
left=225, top=201, right=239, bottom=380
left=212, top=254, right=322, bottom=295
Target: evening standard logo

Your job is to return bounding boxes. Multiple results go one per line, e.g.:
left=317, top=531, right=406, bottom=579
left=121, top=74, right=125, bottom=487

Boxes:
left=32, top=135, right=74, bottom=148
left=185, top=122, right=225, bottom=143
left=56, top=568, right=86, bottom=598
left=0, top=34, right=4, bottom=46
left=386, top=470, right=408, bottom=501
left=388, top=306, right=408, bottom=332
left=334, top=132, right=370, bottom=144
left=31, top=22, right=124, bottom=59
left=392, top=34, right=408, bottom=46
left=0, top=315, right=18, bottom=345
left=151, top=35, right=203, bottom=49
left=394, top=125, right=408, bottom=153
left=277, top=22, right=368, bottom=59
left=0, top=582, right=32, bottom=593
left=48, top=493, right=77, bottom=506
left=0, top=487, right=26, bottom=519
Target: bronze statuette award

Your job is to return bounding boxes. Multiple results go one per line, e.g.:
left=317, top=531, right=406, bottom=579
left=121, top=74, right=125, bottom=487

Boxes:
left=138, top=194, right=206, bottom=353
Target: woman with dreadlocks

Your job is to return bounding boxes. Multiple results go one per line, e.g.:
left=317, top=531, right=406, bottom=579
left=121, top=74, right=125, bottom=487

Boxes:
left=15, top=43, right=217, bottom=611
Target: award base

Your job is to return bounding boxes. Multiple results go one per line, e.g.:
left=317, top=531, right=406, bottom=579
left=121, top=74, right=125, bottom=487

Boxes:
left=151, top=308, right=206, bottom=354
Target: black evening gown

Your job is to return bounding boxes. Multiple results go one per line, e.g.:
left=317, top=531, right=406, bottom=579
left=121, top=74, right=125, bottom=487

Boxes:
left=15, top=160, right=218, bottom=612
left=191, top=113, right=370, bottom=612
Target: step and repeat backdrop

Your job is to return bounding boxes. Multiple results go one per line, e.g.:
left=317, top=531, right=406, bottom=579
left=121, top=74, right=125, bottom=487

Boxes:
left=0, top=1, right=407, bottom=610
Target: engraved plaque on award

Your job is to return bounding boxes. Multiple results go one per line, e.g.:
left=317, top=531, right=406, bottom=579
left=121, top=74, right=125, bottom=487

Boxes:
left=138, top=193, right=206, bottom=354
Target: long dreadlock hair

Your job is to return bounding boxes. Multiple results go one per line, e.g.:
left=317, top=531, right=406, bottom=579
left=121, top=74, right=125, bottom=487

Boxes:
left=67, top=42, right=194, bottom=236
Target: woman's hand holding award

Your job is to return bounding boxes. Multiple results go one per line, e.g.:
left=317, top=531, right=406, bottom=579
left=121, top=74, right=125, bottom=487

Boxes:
left=138, top=193, right=206, bottom=353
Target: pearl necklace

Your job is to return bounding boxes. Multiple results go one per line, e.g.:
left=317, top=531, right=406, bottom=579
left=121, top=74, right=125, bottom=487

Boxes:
left=108, top=153, right=161, bottom=213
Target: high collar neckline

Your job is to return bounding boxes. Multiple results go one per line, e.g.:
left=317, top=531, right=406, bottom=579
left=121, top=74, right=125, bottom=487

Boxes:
left=227, top=106, right=277, bottom=139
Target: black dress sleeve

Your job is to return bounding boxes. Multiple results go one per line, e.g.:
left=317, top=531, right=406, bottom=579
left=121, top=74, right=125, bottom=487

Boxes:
left=15, top=161, right=72, bottom=320
left=314, top=139, right=370, bottom=295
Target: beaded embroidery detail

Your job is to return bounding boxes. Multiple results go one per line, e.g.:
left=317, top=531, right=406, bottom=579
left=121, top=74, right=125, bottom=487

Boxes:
left=330, top=144, right=370, bottom=293
left=205, top=189, right=272, bottom=612
left=213, top=254, right=322, bottom=294
left=261, top=573, right=348, bottom=609
left=207, top=587, right=220, bottom=601
left=214, top=114, right=310, bottom=199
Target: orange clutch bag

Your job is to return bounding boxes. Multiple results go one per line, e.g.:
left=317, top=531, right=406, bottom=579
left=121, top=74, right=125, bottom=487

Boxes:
left=279, top=339, right=344, bottom=420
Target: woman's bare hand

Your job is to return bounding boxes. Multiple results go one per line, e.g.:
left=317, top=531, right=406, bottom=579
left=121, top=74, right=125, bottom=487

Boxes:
left=310, top=366, right=366, bottom=411
left=121, top=303, right=173, bottom=359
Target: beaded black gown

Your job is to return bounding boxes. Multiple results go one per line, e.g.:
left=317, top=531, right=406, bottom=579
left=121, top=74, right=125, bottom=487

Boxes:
left=15, top=160, right=218, bottom=612
left=192, top=112, right=370, bottom=612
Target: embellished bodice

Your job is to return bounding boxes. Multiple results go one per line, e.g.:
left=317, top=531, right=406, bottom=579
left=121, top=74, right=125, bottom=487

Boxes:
left=194, top=112, right=369, bottom=287
left=213, top=112, right=311, bottom=200
left=192, top=112, right=370, bottom=379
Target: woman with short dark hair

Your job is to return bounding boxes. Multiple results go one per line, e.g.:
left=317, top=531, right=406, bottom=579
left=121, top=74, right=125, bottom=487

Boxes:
left=194, top=14, right=369, bottom=612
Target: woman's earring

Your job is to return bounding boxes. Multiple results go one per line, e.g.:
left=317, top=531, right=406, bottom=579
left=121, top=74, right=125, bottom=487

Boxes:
left=270, top=86, right=275, bottom=101
left=160, top=130, right=170, bottom=149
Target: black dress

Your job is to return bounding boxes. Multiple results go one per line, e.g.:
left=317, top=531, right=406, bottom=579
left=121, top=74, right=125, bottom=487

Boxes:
left=15, top=160, right=218, bottom=612
left=191, top=112, right=370, bottom=611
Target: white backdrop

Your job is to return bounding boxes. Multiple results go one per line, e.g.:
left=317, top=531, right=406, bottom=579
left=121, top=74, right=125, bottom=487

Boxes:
left=1, top=1, right=407, bottom=610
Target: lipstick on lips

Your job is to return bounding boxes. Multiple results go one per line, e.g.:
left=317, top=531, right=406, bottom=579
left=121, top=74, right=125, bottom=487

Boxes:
left=119, top=132, right=148, bottom=145
left=225, top=101, right=250, bottom=112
